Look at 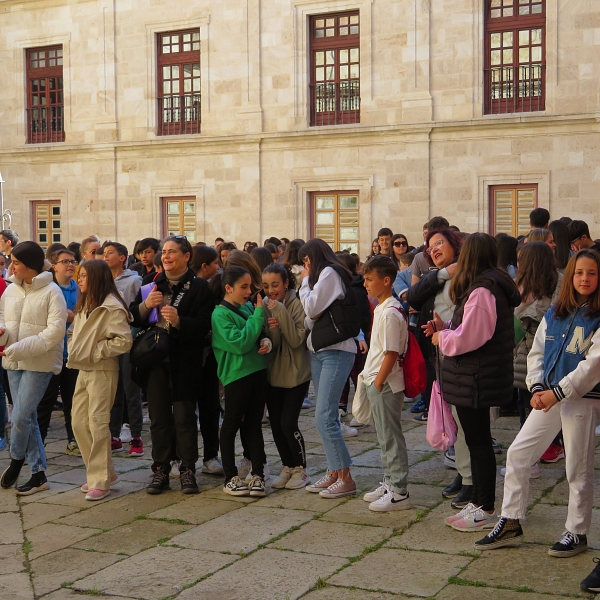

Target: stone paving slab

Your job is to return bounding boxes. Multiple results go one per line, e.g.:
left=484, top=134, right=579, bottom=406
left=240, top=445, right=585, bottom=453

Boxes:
left=329, top=547, right=470, bottom=597
left=271, top=519, right=394, bottom=557
left=21, top=501, right=80, bottom=531
left=15, top=482, right=77, bottom=504
left=73, top=546, right=238, bottom=600
left=30, top=547, right=122, bottom=596
left=0, top=544, right=26, bottom=575
left=178, top=548, right=348, bottom=600
left=168, top=505, right=313, bottom=554
left=42, top=591, right=138, bottom=600
left=408, top=453, right=457, bottom=485
left=0, top=512, right=24, bottom=545
left=0, top=488, right=19, bottom=512
left=302, top=588, right=407, bottom=600
left=459, top=544, right=600, bottom=597
left=36, top=480, right=145, bottom=507
left=148, top=494, right=242, bottom=524
left=72, top=518, right=191, bottom=555
left=27, top=522, right=102, bottom=560
left=252, top=489, right=347, bottom=512
left=55, top=488, right=181, bottom=529
left=47, top=467, right=87, bottom=485
left=0, top=572, right=34, bottom=600
left=436, top=584, right=578, bottom=600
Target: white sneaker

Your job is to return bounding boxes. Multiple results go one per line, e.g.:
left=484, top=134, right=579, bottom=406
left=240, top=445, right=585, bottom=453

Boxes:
left=349, top=417, right=364, bottom=427
left=238, top=457, right=252, bottom=480
left=202, top=457, right=224, bottom=475
left=339, top=407, right=348, bottom=418
left=285, top=466, right=311, bottom=489
left=340, top=422, right=358, bottom=438
left=451, top=506, right=497, bottom=532
left=272, top=466, right=293, bottom=489
left=500, top=464, right=540, bottom=479
left=169, top=460, right=181, bottom=479
left=596, top=425, right=600, bottom=436
left=143, top=415, right=150, bottom=424
left=197, top=421, right=201, bottom=432
left=369, top=490, right=411, bottom=512
left=120, top=424, right=132, bottom=444
left=244, top=462, right=270, bottom=482
left=363, top=482, right=390, bottom=502
left=445, top=502, right=478, bottom=527
left=302, top=397, right=315, bottom=409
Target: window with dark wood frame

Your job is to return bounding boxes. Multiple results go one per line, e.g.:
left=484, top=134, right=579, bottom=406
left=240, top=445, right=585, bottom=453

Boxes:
left=26, top=46, right=64, bottom=143
left=157, top=30, right=201, bottom=135
left=309, top=12, right=360, bottom=126
left=489, top=184, right=538, bottom=237
left=162, top=197, right=197, bottom=242
left=32, top=201, right=62, bottom=249
left=484, top=0, right=545, bottom=114
left=310, top=191, right=360, bottom=253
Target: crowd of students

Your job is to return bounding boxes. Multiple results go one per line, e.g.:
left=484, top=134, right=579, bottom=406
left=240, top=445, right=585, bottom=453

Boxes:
left=0, top=210, right=599, bottom=594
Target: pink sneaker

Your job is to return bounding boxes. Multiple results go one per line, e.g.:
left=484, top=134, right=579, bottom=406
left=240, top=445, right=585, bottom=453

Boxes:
left=451, top=506, right=497, bottom=532
left=306, top=470, right=337, bottom=493
left=445, top=502, right=477, bottom=527
left=81, top=475, right=120, bottom=493
left=319, top=477, right=357, bottom=499
left=85, top=488, right=111, bottom=501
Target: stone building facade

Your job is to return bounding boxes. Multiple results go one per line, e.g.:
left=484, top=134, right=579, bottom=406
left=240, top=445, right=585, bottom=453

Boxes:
left=0, top=0, right=598, bottom=255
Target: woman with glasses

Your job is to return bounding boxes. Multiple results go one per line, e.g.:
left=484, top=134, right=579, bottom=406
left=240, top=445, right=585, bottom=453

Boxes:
left=130, top=236, right=214, bottom=495
left=36, top=249, right=80, bottom=450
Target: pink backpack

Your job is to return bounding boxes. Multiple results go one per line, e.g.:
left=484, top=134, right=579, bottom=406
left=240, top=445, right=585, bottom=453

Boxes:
left=426, top=380, right=457, bottom=452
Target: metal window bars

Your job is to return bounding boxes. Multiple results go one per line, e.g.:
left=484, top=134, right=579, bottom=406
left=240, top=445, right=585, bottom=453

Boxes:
left=26, top=106, right=64, bottom=143
left=310, top=80, right=360, bottom=126
left=158, top=93, right=201, bottom=135
left=486, top=64, right=543, bottom=114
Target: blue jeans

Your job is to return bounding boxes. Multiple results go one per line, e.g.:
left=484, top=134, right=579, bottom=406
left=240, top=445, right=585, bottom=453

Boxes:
left=8, top=370, right=53, bottom=474
left=311, top=350, right=354, bottom=470
left=0, top=364, right=6, bottom=438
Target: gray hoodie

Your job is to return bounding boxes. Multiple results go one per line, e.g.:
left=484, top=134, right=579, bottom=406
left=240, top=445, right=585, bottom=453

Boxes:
left=114, top=269, right=142, bottom=307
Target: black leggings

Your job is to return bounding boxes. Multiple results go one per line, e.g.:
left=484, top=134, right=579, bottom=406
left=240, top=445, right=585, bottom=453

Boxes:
left=220, top=370, right=267, bottom=482
left=266, top=382, right=309, bottom=468
left=197, top=350, right=222, bottom=463
left=455, top=406, right=497, bottom=511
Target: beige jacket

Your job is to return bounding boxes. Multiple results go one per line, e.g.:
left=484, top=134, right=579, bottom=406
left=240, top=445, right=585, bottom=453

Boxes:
left=67, top=294, right=132, bottom=371
left=0, top=271, right=67, bottom=375
left=265, top=289, right=311, bottom=388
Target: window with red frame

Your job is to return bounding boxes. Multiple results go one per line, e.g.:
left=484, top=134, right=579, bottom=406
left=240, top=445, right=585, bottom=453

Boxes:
left=26, top=46, right=64, bottom=143
left=309, top=12, right=360, bottom=126
left=157, top=30, right=201, bottom=135
left=484, top=0, right=545, bottom=114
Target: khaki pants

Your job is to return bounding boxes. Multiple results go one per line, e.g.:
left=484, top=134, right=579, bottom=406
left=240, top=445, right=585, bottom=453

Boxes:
left=72, top=370, right=118, bottom=490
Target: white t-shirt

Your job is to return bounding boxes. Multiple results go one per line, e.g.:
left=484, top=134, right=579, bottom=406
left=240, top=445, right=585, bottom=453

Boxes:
left=361, top=296, right=407, bottom=393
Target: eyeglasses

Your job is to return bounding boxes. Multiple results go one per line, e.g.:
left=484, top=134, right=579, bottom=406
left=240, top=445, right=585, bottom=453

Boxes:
left=54, top=260, right=78, bottom=266
left=425, top=239, right=447, bottom=255
left=393, top=241, right=408, bottom=247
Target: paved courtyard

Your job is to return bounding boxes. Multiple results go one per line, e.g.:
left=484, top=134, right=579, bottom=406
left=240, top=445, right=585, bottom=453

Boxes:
left=0, top=397, right=598, bottom=600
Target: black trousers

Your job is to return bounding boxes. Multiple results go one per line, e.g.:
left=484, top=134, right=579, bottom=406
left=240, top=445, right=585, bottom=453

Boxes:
left=455, top=405, right=497, bottom=511
left=197, top=350, right=222, bottom=463
left=266, top=382, right=309, bottom=468
left=146, top=363, right=198, bottom=472
left=221, top=370, right=267, bottom=482
left=37, top=362, right=79, bottom=442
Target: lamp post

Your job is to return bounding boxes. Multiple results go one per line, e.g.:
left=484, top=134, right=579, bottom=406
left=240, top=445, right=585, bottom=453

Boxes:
left=0, top=173, right=12, bottom=230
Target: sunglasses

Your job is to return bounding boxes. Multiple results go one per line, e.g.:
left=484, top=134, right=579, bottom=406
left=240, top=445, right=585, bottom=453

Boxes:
left=393, top=241, right=408, bottom=247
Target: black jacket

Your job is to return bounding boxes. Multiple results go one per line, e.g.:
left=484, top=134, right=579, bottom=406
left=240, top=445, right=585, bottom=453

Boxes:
left=440, top=269, right=521, bottom=409
left=350, top=273, right=372, bottom=341
left=130, top=268, right=214, bottom=400
left=406, top=268, right=445, bottom=358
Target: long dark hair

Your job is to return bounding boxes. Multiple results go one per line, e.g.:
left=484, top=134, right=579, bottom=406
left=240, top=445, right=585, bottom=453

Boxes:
left=450, top=232, right=514, bottom=304
left=549, top=219, right=571, bottom=270
left=263, top=263, right=295, bottom=289
left=390, top=233, right=408, bottom=269
left=282, top=238, right=305, bottom=268
left=75, top=260, right=130, bottom=317
left=496, top=234, right=518, bottom=271
left=554, top=250, right=600, bottom=319
left=298, top=238, right=352, bottom=289
left=250, top=247, right=274, bottom=272
left=515, top=242, right=558, bottom=301
left=189, top=245, right=218, bottom=275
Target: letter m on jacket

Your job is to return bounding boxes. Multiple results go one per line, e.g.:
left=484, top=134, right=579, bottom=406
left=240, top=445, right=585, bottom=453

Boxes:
left=566, top=326, right=594, bottom=355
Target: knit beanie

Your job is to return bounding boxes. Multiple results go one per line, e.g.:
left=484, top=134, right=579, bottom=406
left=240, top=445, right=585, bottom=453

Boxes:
left=11, top=241, right=45, bottom=274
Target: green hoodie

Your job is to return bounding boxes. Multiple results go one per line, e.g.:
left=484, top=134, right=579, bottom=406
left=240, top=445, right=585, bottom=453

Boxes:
left=211, top=302, right=267, bottom=386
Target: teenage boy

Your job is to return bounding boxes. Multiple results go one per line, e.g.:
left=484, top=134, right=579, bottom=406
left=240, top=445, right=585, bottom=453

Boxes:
left=131, top=238, right=160, bottom=281
left=377, top=228, right=393, bottom=257
left=0, top=230, right=18, bottom=268
left=361, top=255, right=411, bottom=512
left=103, top=241, right=144, bottom=456
left=568, top=220, right=600, bottom=252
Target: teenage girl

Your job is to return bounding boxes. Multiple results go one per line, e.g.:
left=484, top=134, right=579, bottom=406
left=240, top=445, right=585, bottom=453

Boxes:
left=67, top=260, right=132, bottom=500
left=263, top=263, right=312, bottom=489
left=476, top=250, right=600, bottom=556
left=212, top=266, right=272, bottom=497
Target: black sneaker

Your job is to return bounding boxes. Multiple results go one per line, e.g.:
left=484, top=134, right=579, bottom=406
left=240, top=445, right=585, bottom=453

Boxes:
left=548, top=531, right=588, bottom=557
left=1, top=458, right=25, bottom=488
left=442, top=474, right=462, bottom=499
left=15, top=471, right=49, bottom=496
left=247, top=475, right=266, bottom=497
left=146, top=467, right=170, bottom=495
left=413, top=410, right=428, bottom=423
left=581, top=558, right=600, bottom=593
left=451, top=484, right=473, bottom=509
left=474, top=517, right=524, bottom=550
left=180, top=467, right=199, bottom=495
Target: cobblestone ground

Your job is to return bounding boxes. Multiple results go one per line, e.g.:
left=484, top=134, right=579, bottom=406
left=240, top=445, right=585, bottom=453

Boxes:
left=0, top=396, right=598, bottom=600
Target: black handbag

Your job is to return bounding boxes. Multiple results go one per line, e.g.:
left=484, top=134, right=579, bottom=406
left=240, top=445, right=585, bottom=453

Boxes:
left=130, top=324, right=170, bottom=369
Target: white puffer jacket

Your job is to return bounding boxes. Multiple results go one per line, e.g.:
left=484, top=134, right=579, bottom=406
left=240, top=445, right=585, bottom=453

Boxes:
left=0, top=271, right=67, bottom=375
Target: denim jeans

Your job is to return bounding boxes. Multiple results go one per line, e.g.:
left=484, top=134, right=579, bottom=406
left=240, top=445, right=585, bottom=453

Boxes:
left=311, top=349, right=354, bottom=471
left=8, top=370, right=53, bottom=474
left=0, top=364, right=6, bottom=438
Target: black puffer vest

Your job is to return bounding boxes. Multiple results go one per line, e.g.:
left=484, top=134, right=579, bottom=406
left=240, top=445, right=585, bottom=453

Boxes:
left=441, top=269, right=521, bottom=409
